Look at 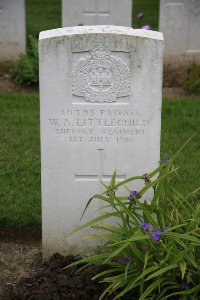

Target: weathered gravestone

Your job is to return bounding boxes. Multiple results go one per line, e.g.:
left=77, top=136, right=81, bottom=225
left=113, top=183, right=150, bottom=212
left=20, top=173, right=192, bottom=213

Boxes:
left=39, top=26, right=163, bottom=258
left=159, top=0, right=200, bottom=64
left=62, top=0, right=132, bottom=27
left=0, top=0, right=26, bottom=63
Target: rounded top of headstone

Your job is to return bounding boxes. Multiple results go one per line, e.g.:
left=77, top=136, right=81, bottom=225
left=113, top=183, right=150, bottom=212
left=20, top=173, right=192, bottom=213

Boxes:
left=39, top=25, right=163, bottom=41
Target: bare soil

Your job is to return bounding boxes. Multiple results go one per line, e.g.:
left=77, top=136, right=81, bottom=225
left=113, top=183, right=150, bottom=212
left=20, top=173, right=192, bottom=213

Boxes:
left=0, top=239, right=137, bottom=300
left=0, top=74, right=38, bottom=93
left=0, top=239, right=41, bottom=299
left=5, top=252, right=138, bottom=300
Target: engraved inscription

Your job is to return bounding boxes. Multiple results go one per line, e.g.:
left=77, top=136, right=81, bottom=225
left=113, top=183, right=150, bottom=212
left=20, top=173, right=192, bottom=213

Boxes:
left=48, top=108, right=149, bottom=144
left=72, top=43, right=130, bottom=103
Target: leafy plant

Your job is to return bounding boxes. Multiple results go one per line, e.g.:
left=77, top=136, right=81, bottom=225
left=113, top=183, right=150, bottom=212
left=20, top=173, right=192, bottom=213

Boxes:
left=11, top=35, right=39, bottom=86
left=184, top=65, right=200, bottom=94
left=66, top=144, right=200, bottom=299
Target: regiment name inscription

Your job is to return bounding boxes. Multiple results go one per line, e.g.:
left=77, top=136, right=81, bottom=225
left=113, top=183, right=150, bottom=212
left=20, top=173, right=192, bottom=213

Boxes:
left=48, top=108, right=149, bottom=143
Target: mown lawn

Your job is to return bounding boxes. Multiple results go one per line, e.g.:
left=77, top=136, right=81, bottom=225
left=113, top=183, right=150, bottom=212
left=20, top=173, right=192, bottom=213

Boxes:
left=26, top=0, right=61, bottom=38
left=0, top=93, right=200, bottom=228
left=0, top=93, right=40, bottom=228
left=161, top=98, right=200, bottom=192
left=132, top=0, right=159, bottom=30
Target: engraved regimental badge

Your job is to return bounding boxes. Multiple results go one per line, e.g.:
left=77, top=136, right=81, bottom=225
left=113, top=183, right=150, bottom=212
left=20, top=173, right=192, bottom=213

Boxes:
left=72, top=43, right=130, bottom=103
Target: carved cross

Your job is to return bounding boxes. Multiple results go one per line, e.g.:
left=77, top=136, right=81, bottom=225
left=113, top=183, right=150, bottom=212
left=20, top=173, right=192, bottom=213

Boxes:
left=75, top=149, right=126, bottom=182
left=84, top=0, right=111, bottom=20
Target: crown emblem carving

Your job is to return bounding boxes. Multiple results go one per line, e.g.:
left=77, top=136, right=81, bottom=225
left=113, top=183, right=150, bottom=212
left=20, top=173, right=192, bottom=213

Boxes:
left=72, top=43, right=130, bottom=103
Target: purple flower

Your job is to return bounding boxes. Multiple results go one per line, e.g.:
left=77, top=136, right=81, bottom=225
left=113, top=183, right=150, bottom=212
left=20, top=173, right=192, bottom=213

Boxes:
left=150, top=233, right=160, bottom=241
left=128, top=190, right=141, bottom=201
left=132, top=190, right=141, bottom=199
left=151, top=228, right=163, bottom=233
left=123, top=256, right=131, bottom=264
left=141, top=222, right=150, bottom=230
left=142, top=25, right=151, bottom=30
left=143, top=173, right=151, bottom=184
left=150, top=226, right=168, bottom=240
left=161, top=158, right=169, bottom=163
left=181, top=283, right=189, bottom=290
left=137, top=12, right=144, bottom=19
left=128, top=194, right=133, bottom=201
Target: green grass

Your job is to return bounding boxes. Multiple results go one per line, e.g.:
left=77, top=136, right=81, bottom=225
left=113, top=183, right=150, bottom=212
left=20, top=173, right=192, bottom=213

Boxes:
left=0, top=93, right=200, bottom=228
left=0, top=93, right=40, bottom=228
left=26, top=0, right=61, bottom=39
left=161, top=98, right=200, bottom=191
left=132, top=0, right=159, bottom=30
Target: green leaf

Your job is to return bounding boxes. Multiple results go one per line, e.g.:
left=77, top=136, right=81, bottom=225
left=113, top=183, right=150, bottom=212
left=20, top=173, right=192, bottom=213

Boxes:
left=68, top=211, right=121, bottom=236
left=169, top=232, right=200, bottom=244
left=114, top=176, right=143, bottom=188
left=63, top=253, right=109, bottom=270
left=172, top=135, right=196, bottom=160
left=92, top=268, right=117, bottom=281
left=113, top=265, right=159, bottom=299
left=104, top=242, right=130, bottom=263
left=92, top=224, right=125, bottom=234
left=139, top=279, right=164, bottom=300
left=163, top=223, right=187, bottom=232
left=179, top=261, right=187, bottom=279
left=145, top=264, right=178, bottom=281
left=99, top=282, right=117, bottom=300
left=111, top=234, right=151, bottom=246
left=82, top=233, right=121, bottom=242
left=143, top=251, right=150, bottom=271
left=110, top=170, right=117, bottom=189
left=124, top=262, right=130, bottom=280
left=162, top=284, right=200, bottom=299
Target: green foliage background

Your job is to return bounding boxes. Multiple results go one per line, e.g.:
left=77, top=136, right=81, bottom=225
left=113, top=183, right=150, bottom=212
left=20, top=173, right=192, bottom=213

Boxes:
left=26, top=0, right=61, bottom=39
left=184, top=65, right=200, bottom=94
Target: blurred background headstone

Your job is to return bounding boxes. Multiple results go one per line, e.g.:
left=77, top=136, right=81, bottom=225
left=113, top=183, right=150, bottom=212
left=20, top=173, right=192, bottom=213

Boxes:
left=159, top=0, right=200, bottom=65
left=0, top=0, right=26, bottom=66
left=62, top=0, right=132, bottom=27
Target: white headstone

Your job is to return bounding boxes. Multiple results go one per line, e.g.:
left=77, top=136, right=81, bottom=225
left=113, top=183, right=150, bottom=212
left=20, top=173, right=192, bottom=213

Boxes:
left=159, top=0, right=200, bottom=63
left=39, top=26, right=163, bottom=258
left=0, top=0, right=26, bottom=63
left=62, top=0, right=132, bottom=27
